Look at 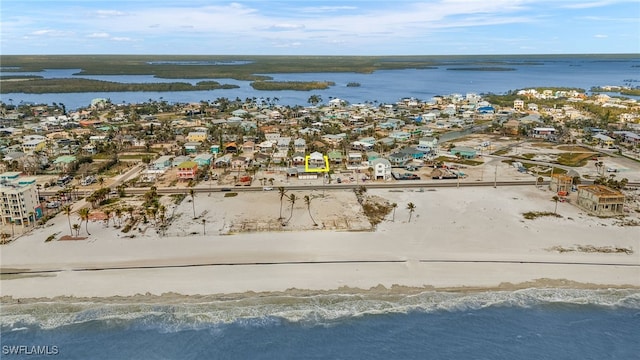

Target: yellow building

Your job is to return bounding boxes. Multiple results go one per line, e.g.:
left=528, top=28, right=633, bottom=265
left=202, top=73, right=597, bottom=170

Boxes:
left=187, top=131, right=208, bottom=143
left=21, top=139, right=46, bottom=154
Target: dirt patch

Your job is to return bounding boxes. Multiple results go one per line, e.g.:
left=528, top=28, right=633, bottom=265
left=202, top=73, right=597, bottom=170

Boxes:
left=59, top=235, right=88, bottom=241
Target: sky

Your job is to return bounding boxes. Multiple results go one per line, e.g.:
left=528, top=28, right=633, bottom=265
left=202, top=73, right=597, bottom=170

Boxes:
left=1, top=0, right=639, bottom=55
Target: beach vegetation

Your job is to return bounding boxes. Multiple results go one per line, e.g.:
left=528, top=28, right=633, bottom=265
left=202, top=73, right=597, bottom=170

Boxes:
left=407, top=202, right=416, bottom=222
left=286, top=193, right=297, bottom=224
left=223, top=192, right=238, bottom=197
left=522, top=211, right=562, bottom=220
left=360, top=198, right=393, bottom=228
left=77, top=207, right=91, bottom=235
left=556, top=152, right=596, bottom=167
left=0, top=78, right=239, bottom=94
left=277, top=187, right=287, bottom=220
left=250, top=81, right=334, bottom=91
left=304, top=195, right=317, bottom=226
left=45, top=233, right=56, bottom=242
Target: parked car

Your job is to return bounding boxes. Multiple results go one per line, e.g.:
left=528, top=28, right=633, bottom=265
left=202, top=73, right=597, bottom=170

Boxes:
left=46, top=201, right=60, bottom=209
left=263, top=187, right=273, bottom=191
left=606, top=168, right=617, bottom=173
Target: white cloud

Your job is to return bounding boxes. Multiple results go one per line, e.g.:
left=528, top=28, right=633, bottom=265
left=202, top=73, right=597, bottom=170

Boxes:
left=30, top=29, right=70, bottom=37
left=265, top=24, right=306, bottom=31
left=594, top=34, right=608, bottom=38
left=87, top=32, right=110, bottom=38
left=299, top=6, right=358, bottom=13
left=111, top=37, right=133, bottom=42
left=92, top=10, right=127, bottom=18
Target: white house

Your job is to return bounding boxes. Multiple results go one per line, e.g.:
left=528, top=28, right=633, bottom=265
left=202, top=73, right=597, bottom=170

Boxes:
left=371, top=158, right=392, bottom=181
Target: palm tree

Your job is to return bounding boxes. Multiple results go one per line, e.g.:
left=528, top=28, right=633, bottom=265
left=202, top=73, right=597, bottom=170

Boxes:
left=189, top=188, right=196, bottom=218
left=552, top=195, right=560, bottom=214
left=391, top=203, right=397, bottom=222
left=77, top=207, right=91, bottom=235
left=407, top=202, right=416, bottom=223
left=536, top=176, right=544, bottom=188
left=287, top=193, right=297, bottom=224
left=304, top=195, right=317, bottom=226
left=62, top=205, right=73, bottom=236
left=104, top=208, right=112, bottom=227
left=114, top=207, right=123, bottom=227
left=72, top=223, right=81, bottom=237
left=278, top=187, right=287, bottom=220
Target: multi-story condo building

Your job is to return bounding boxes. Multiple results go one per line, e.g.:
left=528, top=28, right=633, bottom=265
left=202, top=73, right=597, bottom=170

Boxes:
left=0, top=173, right=41, bottom=227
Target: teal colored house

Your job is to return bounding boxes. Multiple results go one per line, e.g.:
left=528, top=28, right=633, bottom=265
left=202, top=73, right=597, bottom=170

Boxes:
left=450, top=147, right=477, bottom=159
left=210, top=145, right=220, bottom=154
left=193, top=153, right=213, bottom=166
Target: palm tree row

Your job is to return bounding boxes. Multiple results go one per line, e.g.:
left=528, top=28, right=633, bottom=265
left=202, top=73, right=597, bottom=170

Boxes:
left=277, top=188, right=318, bottom=226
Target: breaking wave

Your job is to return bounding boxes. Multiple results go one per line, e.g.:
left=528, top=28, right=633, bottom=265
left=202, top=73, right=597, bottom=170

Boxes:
left=2, top=288, right=639, bottom=332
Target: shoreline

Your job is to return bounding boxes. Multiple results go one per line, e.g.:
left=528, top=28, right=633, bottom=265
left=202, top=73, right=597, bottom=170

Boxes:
left=2, top=280, right=639, bottom=306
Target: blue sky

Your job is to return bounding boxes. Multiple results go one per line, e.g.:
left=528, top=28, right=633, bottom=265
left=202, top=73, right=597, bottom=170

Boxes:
left=1, top=0, right=639, bottom=55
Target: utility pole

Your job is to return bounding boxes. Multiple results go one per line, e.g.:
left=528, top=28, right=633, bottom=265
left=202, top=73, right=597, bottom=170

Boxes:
left=494, top=165, right=498, bottom=188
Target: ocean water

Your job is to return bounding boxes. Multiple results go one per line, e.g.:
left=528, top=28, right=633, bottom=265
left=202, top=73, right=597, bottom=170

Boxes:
left=2, top=289, right=639, bottom=359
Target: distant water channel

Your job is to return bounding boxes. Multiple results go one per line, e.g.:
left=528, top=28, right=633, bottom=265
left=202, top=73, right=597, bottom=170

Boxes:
left=2, top=55, right=639, bottom=110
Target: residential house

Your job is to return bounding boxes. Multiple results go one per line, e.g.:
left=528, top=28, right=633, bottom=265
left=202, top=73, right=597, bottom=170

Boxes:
left=531, top=127, right=556, bottom=139
left=400, top=147, right=425, bottom=160
left=291, top=152, right=306, bottom=166
left=224, top=142, right=238, bottom=153
left=293, top=138, right=306, bottom=153
left=366, top=151, right=381, bottom=162
left=613, top=131, right=640, bottom=145
left=257, top=141, right=274, bottom=154
left=21, top=138, right=46, bottom=154
left=242, top=141, right=256, bottom=154
left=177, top=161, right=198, bottom=180
left=81, top=144, right=97, bottom=155
left=214, top=153, right=232, bottom=168
left=327, top=150, right=342, bottom=166
left=253, top=153, right=271, bottom=168
left=549, top=174, right=573, bottom=193
left=593, top=133, right=615, bottom=147
left=370, top=158, right=392, bottom=181
left=193, top=153, right=213, bottom=167
left=277, top=137, right=291, bottom=153
left=388, top=151, right=410, bottom=166
left=347, top=152, right=363, bottom=167
left=231, top=156, right=249, bottom=170
left=210, top=145, right=220, bottom=155
left=186, top=131, right=208, bottom=143
left=264, top=132, right=280, bottom=142
left=151, top=155, right=173, bottom=171
left=351, top=141, right=374, bottom=151
left=172, top=156, right=191, bottom=167
left=416, top=137, right=438, bottom=153
left=308, top=151, right=327, bottom=169
left=184, top=142, right=201, bottom=154
left=450, top=147, right=477, bottom=159
left=389, top=131, right=411, bottom=142
left=52, top=155, right=76, bottom=172
left=576, top=185, right=625, bottom=216
left=513, top=99, right=525, bottom=111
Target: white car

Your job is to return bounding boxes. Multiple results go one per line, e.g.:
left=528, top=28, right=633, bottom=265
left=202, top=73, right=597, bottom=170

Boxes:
left=263, top=187, right=273, bottom=191
left=46, top=201, right=60, bottom=209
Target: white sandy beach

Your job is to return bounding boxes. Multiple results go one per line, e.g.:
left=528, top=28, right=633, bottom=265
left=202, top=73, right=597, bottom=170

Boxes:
left=1, top=185, right=639, bottom=299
